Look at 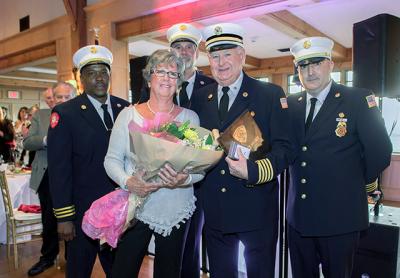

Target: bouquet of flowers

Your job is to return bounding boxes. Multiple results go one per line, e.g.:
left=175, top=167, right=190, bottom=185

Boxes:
left=82, top=112, right=222, bottom=247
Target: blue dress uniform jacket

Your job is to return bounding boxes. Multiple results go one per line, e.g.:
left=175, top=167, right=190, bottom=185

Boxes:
left=191, top=73, right=292, bottom=233
left=286, top=82, right=392, bottom=237
left=47, top=93, right=130, bottom=222
left=179, top=72, right=215, bottom=109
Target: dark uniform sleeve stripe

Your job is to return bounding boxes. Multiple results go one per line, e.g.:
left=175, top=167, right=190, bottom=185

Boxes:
left=255, top=158, right=274, bottom=184
left=55, top=212, right=76, bottom=219
left=53, top=205, right=75, bottom=218
left=53, top=205, right=75, bottom=212
left=265, top=159, right=273, bottom=182
left=365, top=179, right=378, bottom=193
left=255, top=160, right=265, bottom=184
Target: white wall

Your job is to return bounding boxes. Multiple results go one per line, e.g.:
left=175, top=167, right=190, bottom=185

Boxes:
left=0, top=0, right=66, bottom=41
left=0, top=86, right=46, bottom=121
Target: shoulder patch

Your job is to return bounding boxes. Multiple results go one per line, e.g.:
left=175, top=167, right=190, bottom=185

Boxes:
left=50, top=112, right=60, bottom=128
left=280, top=97, right=288, bottom=109
left=366, top=94, right=377, bottom=108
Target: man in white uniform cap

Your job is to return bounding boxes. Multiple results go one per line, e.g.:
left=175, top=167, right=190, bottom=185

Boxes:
left=286, top=36, right=392, bottom=278
left=191, top=22, right=292, bottom=278
left=47, top=44, right=129, bottom=278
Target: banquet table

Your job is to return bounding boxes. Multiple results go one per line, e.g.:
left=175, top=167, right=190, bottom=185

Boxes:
left=0, top=173, right=40, bottom=244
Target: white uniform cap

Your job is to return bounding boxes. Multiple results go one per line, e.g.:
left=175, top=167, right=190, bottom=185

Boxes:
left=73, top=45, right=113, bottom=71
left=167, top=23, right=202, bottom=46
left=290, top=37, right=334, bottom=66
left=202, top=23, right=245, bottom=52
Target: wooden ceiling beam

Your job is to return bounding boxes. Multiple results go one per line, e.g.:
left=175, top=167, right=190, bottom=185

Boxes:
left=1, top=71, right=57, bottom=81
left=253, top=10, right=348, bottom=60
left=116, top=0, right=286, bottom=40
left=0, top=77, right=55, bottom=89
left=0, top=42, right=57, bottom=71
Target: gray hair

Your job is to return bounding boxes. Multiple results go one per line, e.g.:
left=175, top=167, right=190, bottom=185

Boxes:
left=53, top=81, right=77, bottom=97
left=143, top=49, right=185, bottom=86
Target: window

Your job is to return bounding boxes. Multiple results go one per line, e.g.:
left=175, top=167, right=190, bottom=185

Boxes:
left=287, top=75, right=302, bottom=94
left=345, top=71, right=353, bottom=87
left=128, top=90, right=132, bottom=103
left=256, top=77, right=269, bottom=83
left=331, top=72, right=341, bottom=84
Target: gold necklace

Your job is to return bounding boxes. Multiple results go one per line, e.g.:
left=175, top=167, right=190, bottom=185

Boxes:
left=146, top=101, right=174, bottom=115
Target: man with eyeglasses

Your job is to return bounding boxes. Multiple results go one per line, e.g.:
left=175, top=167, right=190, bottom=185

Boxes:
left=165, top=23, right=215, bottom=278
left=25, top=81, right=76, bottom=276
left=47, top=45, right=129, bottom=278
left=191, top=23, right=292, bottom=278
left=286, top=36, right=392, bottom=278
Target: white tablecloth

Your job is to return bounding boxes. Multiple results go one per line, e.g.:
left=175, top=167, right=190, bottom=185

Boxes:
left=0, top=173, right=40, bottom=244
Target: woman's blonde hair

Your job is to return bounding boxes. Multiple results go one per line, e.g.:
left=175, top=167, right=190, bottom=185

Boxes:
left=143, top=49, right=185, bottom=86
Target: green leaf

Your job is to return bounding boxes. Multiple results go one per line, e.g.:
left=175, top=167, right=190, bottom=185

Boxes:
left=205, top=134, right=213, bottom=145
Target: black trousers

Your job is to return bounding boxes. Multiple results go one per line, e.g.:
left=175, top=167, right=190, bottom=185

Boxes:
left=204, top=225, right=278, bottom=278
left=288, top=225, right=360, bottom=278
left=181, top=190, right=204, bottom=278
left=37, top=170, right=59, bottom=262
left=65, top=215, right=113, bottom=278
left=112, top=220, right=189, bottom=278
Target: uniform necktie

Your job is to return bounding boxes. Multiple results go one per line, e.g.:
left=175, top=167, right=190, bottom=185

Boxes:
left=179, top=81, right=189, bottom=107
left=101, top=104, right=113, bottom=130
left=219, top=86, right=230, bottom=122
left=305, top=97, right=318, bottom=132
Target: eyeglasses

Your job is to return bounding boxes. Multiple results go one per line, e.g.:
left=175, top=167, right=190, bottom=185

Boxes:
left=150, top=69, right=180, bottom=79
left=298, top=59, right=327, bottom=72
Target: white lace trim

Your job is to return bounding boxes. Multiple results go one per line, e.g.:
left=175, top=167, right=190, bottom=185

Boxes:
left=136, top=196, right=196, bottom=236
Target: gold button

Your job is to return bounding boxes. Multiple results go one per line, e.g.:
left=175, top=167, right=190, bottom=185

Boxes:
left=302, top=146, right=308, bottom=151
left=301, top=194, right=307, bottom=199
left=220, top=170, right=225, bottom=175
left=221, top=187, right=227, bottom=193
left=301, top=178, right=306, bottom=184
left=250, top=111, right=255, bottom=117
left=301, top=162, right=307, bottom=167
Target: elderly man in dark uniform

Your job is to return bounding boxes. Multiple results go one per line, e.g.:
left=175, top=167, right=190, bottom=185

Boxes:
left=191, top=23, right=292, bottom=277
left=286, top=36, right=392, bottom=278
left=25, top=81, right=76, bottom=276
left=47, top=45, right=130, bottom=278
left=165, top=22, right=215, bottom=278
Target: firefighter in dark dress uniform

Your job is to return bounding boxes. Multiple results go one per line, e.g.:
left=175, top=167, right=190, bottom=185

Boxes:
left=47, top=45, right=130, bottom=278
left=286, top=36, right=392, bottom=278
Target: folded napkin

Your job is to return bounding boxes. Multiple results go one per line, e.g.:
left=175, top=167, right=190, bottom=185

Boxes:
left=18, top=204, right=41, bottom=213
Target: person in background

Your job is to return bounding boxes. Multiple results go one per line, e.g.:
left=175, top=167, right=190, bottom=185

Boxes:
left=21, top=105, right=40, bottom=167
left=14, top=107, right=29, bottom=132
left=1, top=107, right=9, bottom=120
left=14, top=106, right=29, bottom=164
left=0, top=107, right=15, bottom=163
left=24, top=81, right=76, bottom=276
left=164, top=23, right=215, bottom=278
left=42, top=87, right=55, bottom=109
left=191, top=23, right=292, bottom=277
left=286, top=36, right=392, bottom=278
left=105, top=49, right=203, bottom=278
left=47, top=45, right=129, bottom=278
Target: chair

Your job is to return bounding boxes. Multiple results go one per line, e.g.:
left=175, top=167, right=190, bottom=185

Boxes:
left=0, top=170, right=42, bottom=269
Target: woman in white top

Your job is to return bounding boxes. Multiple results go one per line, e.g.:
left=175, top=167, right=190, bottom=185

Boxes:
left=104, top=49, right=203, bottom=278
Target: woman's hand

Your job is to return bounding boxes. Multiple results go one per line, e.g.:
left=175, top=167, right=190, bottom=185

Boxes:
left=126, top=170, right=162, bottom=197
left=158, top=163, right=189, bottom=188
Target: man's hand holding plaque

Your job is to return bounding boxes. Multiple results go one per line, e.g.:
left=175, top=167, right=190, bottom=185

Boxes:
left=218, top=110, right=266, bottom=179
left=218, top=110, right=265, bottom=159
